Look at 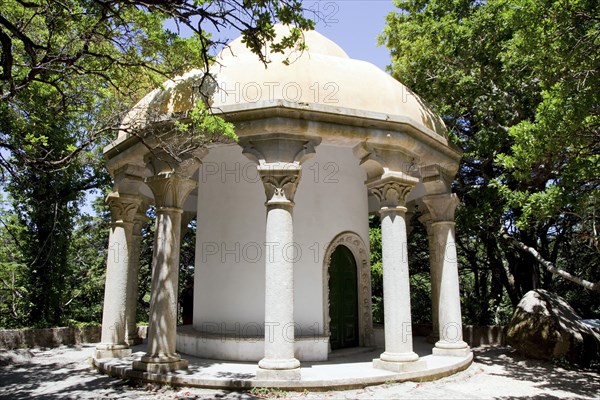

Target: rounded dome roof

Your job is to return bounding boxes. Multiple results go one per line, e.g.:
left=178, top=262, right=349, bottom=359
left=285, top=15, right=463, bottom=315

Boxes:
left=122, top=25, right=446, bottom=137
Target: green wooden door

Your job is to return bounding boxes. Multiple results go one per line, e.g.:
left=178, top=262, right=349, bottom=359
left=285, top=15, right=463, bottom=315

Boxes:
left=329, top=245, right=359, bottom=350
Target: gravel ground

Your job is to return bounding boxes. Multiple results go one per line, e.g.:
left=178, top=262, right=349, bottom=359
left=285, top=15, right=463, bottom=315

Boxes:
left=0, top=344, right=598, bottom=399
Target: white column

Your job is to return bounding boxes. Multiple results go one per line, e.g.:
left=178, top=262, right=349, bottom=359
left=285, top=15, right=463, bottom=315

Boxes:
left=369, top=176, right=426, bottom=372
left=125, top=207, right=149, bottom=346
left=423, top=193, right=470, bottom=356
left=256, top=163, right=301, bottom=380
left=96, top=193, right=141, bottom=359
left=133, top=173, right=198, bottom=373
left=418, top=213, right=440, bottom=344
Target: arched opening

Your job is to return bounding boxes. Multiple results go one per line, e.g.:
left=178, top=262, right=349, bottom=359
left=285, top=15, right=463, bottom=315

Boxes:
left=328, top=244, right=359, bottom=350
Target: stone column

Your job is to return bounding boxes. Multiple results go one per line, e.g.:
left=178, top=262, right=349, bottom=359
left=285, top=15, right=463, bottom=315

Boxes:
left=423, top=193, right=470, bottom=356
left=418, top=212, right=440, bottom=344
left=132, top=172, right=198, bottom=373
left=369, top=175, right=426, bottom=372
left=96, top=193, right=142, bottom=359
left=125, top=206, right=149, bottom=346
left=241, top=133, right=319, bottom=380
left=256, top=163, right=302, bottom=380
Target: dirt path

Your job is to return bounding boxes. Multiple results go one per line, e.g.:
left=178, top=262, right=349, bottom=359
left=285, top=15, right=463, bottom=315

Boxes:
left=0, top=344, right=598, bottom=399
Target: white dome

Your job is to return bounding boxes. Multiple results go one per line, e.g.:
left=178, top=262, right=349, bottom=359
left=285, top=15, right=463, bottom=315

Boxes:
left=121, top=25, right=446, bottom=137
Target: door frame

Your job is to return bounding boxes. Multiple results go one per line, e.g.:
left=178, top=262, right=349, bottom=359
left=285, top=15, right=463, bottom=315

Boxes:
left=323, top=231, right=373, bottom=348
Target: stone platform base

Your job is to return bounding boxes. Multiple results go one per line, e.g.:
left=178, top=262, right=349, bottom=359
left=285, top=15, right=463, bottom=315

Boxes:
left=93, top=345, right=473, bottom=390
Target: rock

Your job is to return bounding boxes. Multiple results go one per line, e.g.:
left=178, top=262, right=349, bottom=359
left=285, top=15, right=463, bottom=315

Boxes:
left=507, top=289, right=600, bottom=367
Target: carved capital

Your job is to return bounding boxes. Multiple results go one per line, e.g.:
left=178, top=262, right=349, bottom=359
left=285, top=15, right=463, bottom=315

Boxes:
left=106, top=193, right=143, bottom=225
left=367, top=173, right=418, bottom=209
left=145, top=174, right=197, bottom=209
left=145, top=147, right=207, bottom=178
left=422, top=193, right=460, bottom=222
left=257, top=162, right=302, bottom=205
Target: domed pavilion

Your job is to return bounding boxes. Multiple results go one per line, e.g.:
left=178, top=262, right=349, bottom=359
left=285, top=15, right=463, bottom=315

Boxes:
left=93, top=25, right=472, bottom=387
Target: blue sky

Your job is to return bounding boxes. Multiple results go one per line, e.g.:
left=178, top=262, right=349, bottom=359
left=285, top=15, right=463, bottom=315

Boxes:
left=305, top=1, right=397, bottom=70
left=201, top=1, right=397, bottom=71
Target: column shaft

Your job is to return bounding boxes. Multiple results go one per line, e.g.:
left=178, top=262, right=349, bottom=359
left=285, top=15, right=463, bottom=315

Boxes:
left=133, top=173, right=198, bottom=373
left=125, top=210, right=147, bottom=346
left=432, top=221, right=470, bottom=355
left=96, top=195, right=140, bottom=359
left=368, top=176, right=425, bottom=373
left=144, top=207, right=183, bottom=361
left=423, top=192, right=470, bottom=357
left=379, top=207, right=419, bottom=362
left=256, top=165, right=301, bottom=380
left=259, top=204, right=299, bottom=367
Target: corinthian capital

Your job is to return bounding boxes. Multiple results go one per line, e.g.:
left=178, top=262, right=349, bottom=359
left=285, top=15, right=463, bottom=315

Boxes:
left=367, top=173, right=419, bottom=209
left=422, top=193, right=460, bottom=222
left=145, top=174, right=197, bottom=209
left=257, top=162, right=302, bottom=205
left=106, top=193, right=143, bottom=225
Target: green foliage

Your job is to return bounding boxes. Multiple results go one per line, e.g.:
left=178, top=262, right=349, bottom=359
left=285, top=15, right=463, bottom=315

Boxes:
left=369, top=219, right=384, bottom=324
left=381, top=0, right=600, bottom=321
left=0, top=195, right=27, bottom=328
left=63, top=195, right=111, bottom=324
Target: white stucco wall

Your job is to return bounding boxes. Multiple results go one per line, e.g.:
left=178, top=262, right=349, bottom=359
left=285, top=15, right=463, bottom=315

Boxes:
left=193, top=143, right=369, bottom=340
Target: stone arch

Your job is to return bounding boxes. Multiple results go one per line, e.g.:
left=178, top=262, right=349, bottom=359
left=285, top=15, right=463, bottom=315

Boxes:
left=322, top=231, right=373, bottom=348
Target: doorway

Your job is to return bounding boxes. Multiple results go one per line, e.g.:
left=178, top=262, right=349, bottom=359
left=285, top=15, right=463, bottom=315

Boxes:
left=328, top=245, right=359, bottom=350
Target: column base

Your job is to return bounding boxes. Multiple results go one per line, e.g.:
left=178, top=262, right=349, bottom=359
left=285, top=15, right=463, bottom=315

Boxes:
left=95, top=344, right=131, bottom=359
left=373, top=358, right=427, bottom=373
left=256, top=367, right=301, bottom=380
left=380, top=350, right=420, bottom=362
left=258, top=357, right=300, bottom=370
left=433, top=345, right=471, bottom=357
left=133, top=359, right=189, bottom=373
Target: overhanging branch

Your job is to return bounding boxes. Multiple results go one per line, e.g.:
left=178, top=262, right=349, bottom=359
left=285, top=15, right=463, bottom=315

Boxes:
left=502, top=232, right=599, bottom=291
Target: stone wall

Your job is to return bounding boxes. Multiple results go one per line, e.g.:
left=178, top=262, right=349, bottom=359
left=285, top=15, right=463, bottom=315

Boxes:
left=0, top=326, right=102, bottom=349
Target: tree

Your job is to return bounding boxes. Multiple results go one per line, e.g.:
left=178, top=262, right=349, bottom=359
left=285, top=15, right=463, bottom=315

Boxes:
left=381, top=0, right=599, bottom=323
left=0, top=0, right=313, bottom=327
left=0, top=194, right=27, bottom=328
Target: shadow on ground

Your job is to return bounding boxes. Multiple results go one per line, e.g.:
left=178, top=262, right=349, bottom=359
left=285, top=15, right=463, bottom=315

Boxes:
left=474, top=346, right=600, bottom=398
left=1, top=344, right=598, bottom=399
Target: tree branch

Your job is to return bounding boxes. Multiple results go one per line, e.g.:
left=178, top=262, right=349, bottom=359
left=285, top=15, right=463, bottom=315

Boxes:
left=502, top=232, right=599, bottom=291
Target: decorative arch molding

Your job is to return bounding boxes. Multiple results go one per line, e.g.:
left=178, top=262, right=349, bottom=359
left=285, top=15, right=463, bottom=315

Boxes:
left=322, top=231, right=374, bottom=349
